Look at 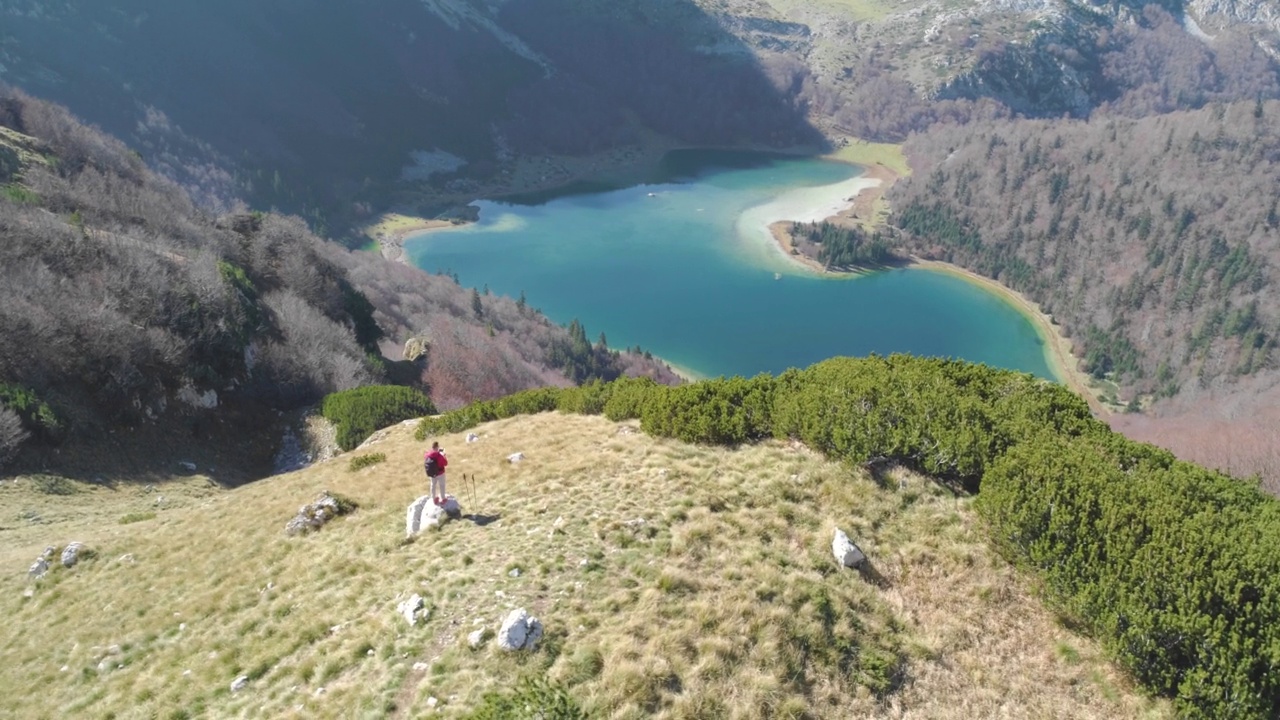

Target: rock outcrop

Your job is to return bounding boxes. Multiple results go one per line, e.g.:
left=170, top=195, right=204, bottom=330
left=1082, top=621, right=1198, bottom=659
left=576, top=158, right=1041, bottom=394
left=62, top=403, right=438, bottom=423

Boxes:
left=285, top=491, right=357, bottom=536
left=496, top=608, right=543, bottom=652
left=406, top=495, right=462, bottom=536
left=403, top=336, right=431, bottom=363
left=832, top=529, right=866, bottom=569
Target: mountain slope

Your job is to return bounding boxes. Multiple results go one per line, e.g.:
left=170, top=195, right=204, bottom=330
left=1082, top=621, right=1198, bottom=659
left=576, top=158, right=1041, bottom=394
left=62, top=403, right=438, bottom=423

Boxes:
left=0, top=89, right=677, bottom=482
left=0, top=0, right=822, bottom=229
left=0, top=413, right=1170, bottom=719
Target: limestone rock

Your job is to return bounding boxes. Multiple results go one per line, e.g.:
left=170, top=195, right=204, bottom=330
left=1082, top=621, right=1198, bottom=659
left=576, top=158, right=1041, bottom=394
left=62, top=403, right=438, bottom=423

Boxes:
left=467, top=628, right=490, bottom=649
left=397, top=594, right=428, bottom=627
left=60, top=542, right=86, bottom=568
left=406, top=495, right=462, bottom=536
left=832, top=529, right=866, bottom=569
left=466, top=433, right=479, bottom=443
left=285, top=491, right=356, bottom=536
left=507, top=452, right=524, bottom=463
left=403, top=336, right=431, bottom=363
left=28, top=558, right=48, bottom=578
left=497, top=608, right=543, bottom=652
left=231, top=675, right=249, bottom=693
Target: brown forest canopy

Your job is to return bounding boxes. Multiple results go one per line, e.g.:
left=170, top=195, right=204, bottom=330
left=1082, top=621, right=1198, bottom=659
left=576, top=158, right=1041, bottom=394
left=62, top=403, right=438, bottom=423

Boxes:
left=892, top=100, right=1280, bottom=398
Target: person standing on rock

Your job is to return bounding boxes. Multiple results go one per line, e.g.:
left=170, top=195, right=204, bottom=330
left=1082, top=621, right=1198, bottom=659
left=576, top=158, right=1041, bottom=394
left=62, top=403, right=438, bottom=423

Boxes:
left=425, top=441, right=448, bottom=505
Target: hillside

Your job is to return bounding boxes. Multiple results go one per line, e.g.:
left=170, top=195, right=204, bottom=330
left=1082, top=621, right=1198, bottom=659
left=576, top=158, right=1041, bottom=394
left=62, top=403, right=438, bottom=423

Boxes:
left=0, top=412, right=1170, bottom=719
left=0, top=0, right=823, bottom=230
left=0, top=88, right=676, bottom=481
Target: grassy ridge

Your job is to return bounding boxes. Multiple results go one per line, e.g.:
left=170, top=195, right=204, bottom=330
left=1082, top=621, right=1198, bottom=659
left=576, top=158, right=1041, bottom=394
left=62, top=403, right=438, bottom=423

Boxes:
left=0, top=413, right=1167, bottom=718
left=418, top=355, right=1280, bottom=719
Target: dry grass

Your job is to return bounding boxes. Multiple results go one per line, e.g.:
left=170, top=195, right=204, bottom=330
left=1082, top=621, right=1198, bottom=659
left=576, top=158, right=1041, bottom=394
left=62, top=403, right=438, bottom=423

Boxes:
left=0, top=414, right=1171, bottom=719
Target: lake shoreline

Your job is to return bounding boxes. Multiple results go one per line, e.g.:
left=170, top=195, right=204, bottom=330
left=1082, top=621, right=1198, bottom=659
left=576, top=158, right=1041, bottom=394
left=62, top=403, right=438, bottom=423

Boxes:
left=760, top=164, right=1103, bottom=413
left=905, top=258, right=1102, bottom=412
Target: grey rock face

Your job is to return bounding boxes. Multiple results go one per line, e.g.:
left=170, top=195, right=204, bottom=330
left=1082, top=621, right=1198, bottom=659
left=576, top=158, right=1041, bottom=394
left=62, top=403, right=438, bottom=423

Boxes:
left=28, top=558, right=48, bottom=578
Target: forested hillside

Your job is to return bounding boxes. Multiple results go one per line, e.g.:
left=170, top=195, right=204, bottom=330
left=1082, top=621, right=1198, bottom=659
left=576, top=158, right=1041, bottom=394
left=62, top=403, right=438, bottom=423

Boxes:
left=893, top=101, right=1278, bottom=396
left=0, top=89, right=675, bottom=479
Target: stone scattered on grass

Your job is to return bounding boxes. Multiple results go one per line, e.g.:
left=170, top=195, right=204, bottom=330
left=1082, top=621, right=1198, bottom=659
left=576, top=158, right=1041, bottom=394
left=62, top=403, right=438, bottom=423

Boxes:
left=397, top=594, right=429, bottom=627
left=496, top=608, right=543, bottom=652
left=507, top=452, right=524, bottom=463
left=60, top=542, right=88, bottom=568
left=468, top=628, right=491, bottom=649
left=832, top=528, right=866, bottom=569
left=231, top=675, right=249, bottom=693
left=285, top=491, right=357, bottom=536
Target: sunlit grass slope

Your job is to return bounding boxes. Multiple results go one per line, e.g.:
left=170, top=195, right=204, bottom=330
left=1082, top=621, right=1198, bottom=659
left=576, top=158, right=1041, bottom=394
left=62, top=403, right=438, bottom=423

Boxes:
left=0, top=414, right=1170, bottom=719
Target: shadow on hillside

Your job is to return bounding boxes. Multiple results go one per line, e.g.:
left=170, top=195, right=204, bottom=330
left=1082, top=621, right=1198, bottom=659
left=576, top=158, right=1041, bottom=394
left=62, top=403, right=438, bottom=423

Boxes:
left=8, top=401, right=283, bottom=488
left=466, top=514, right=502, bottom=527
left=858, top=559, right=893, bottom=589
left=2, top=0, right=827, bottom=223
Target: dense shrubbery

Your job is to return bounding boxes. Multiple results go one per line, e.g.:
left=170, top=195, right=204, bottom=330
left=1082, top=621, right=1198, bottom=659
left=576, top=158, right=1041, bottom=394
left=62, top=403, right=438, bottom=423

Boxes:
left=417, top=354, right=1280, bottom=719
left=321, top=386, right=437, bottom=451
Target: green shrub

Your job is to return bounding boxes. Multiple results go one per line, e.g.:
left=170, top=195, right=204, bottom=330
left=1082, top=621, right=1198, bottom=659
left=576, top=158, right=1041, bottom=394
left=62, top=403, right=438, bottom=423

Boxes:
left=639, top=374, right=774, bottom=445
left=118, top=512, right=156, bottom=525
left=0, top=384, right=62, bottom=439
left=419, top=354, right=1280, bottom=717
left=415, top=387, right=564, bottom=440
left=321, top=386, right=436, bottom=451
left=978, top=434, right=1280, bottom=720
left=348, top=452, right=386, bottom=472
left=460, top=678, right=586, bottom=720
left=2, top=183, right=39, bottom=204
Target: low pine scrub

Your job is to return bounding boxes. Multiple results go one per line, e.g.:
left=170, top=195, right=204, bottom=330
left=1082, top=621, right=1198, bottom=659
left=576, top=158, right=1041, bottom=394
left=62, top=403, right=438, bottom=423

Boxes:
left=418, top=354, right=1280, bottom=720
left=321, top=386, right=436, bottom=451
left=347, top=452, right=386, bottom=472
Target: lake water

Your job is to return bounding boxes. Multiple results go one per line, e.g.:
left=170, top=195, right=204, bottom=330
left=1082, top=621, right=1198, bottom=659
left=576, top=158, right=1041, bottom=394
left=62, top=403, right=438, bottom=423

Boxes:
left=405, top=150, right=1055, bottom=381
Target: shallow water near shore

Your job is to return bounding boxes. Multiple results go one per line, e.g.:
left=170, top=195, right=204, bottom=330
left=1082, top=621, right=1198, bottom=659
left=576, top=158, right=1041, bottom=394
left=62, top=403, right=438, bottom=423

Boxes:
left=406, top=150, right=1055, bottom=380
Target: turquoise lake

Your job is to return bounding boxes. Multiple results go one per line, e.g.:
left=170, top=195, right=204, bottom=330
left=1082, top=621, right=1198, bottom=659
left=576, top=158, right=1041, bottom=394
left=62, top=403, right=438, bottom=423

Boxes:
left=406, top=151, right=1055, bottom=381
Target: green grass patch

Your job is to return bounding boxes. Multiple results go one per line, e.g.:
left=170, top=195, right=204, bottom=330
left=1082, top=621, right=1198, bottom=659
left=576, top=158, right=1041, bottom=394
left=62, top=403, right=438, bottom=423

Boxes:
left=829, top=139, right=911, bottom=176
left=119, top=512, right=157, bottom=525
left=1, top=182, right=39, bottom=204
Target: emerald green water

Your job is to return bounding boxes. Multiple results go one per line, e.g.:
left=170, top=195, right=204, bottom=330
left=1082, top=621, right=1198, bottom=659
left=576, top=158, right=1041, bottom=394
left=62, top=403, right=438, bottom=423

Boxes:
left=405, top=151, right=1055, bottom=381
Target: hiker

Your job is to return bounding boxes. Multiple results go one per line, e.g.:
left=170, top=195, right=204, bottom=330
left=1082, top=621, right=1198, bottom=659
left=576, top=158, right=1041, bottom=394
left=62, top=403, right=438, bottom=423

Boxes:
left=425, top=441, right=449, bottom=505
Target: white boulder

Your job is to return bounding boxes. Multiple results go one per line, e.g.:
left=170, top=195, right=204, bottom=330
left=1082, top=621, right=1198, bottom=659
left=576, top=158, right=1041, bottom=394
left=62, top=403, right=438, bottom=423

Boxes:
left=832, top=529, right=866, bottom=569
left=397, top=594, right=428, bottom=627
left=497, top=608, right=544, bottom=652
left=466, top=433, right=479, bottom=443
left=28, top=558, right=48, bottom=578
left=406, top=495, right=462, bottom=536
left=507, top=452, right=524, bottom=463
left=60, top=542, right=86, bottom=568
left=230, top=675, right=249, bottom=693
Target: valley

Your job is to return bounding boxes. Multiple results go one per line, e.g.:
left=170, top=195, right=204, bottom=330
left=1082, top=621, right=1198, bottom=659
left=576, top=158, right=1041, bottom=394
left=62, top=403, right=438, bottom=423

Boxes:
left=5, top=1, right=1280, bottom=716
